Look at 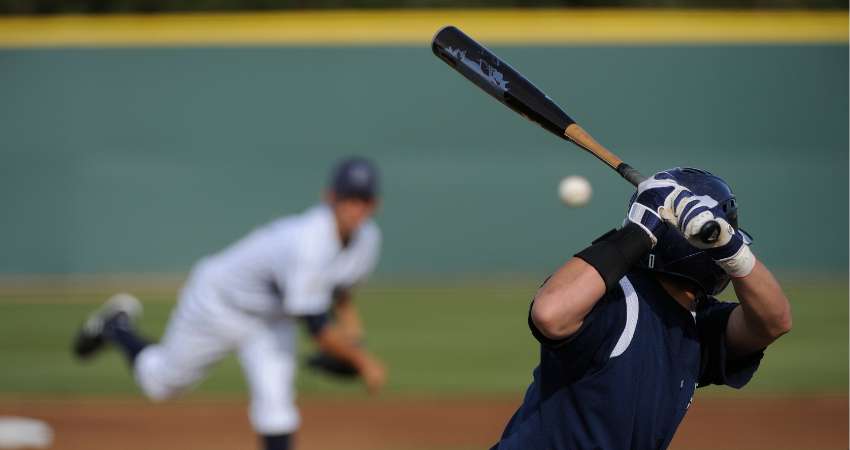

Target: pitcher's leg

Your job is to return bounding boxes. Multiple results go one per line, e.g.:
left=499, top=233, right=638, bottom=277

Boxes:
left=73, top=290, right=236, bottom=402
left=135, top=290, right=244, bottom=400
left=133, top=334, right=228, bottom=401
left=238, top=319, right=299, bottom=447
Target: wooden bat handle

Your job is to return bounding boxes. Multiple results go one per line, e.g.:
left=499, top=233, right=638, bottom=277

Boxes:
left=564, top=123, right=646, bottom=186
left=564, top=123, right=623, bottom=170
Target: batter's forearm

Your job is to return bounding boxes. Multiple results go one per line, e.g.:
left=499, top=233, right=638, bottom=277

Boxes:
left=728, top=260, right=792, bottom=353
left=531, top=258, right=606, bottom=340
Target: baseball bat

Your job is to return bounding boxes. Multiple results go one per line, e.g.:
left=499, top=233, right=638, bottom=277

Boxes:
left=431, top=25, right=721, bottom=244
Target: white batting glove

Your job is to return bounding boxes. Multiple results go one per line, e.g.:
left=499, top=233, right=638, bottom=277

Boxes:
left=712, top=240, right=756, bottom=278
left=627, top=173, right=683, bottom=247
left=658, top=182, right=756, bottom=278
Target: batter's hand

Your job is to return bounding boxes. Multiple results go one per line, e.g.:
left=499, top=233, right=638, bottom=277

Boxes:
left=657, top=181, right=731, bottom=250
left=651, top=173, right=756, bottom=278
left=672, top=198, right=754, bottom=277
left=628, top=172, right=681, bottom=246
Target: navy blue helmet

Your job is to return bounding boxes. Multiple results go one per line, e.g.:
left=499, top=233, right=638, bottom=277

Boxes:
left=630, top=167, right=752, bottom=296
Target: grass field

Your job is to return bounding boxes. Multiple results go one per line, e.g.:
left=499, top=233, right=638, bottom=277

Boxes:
left=0, top=275, right=846, bottom=398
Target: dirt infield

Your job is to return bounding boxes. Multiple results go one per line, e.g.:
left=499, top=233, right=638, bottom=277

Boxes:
left=0, top=395, right=845, bottom=450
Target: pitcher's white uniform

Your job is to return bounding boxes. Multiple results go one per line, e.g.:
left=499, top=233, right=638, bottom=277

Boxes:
left=134, top=204, right=380, bottom=435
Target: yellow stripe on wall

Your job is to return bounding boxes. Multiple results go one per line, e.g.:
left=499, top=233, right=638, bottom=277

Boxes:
left=0, top=9, right=846, bottom=48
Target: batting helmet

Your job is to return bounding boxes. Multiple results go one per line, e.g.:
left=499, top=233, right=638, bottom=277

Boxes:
left=630, top=167, right=752, bottom=296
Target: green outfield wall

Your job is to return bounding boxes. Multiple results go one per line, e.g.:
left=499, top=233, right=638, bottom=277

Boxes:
left=1, top=43, right=846, bottom=276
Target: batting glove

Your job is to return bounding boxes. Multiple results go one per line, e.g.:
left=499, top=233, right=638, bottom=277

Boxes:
left=658, top=181, right=756, bottom=278
left=627, top=172, right=681, bottom=247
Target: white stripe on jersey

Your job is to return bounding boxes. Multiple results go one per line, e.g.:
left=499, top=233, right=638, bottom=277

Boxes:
left=610, top=276, right=639, bottom=358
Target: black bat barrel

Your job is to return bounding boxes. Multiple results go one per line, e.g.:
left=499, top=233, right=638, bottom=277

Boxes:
left=432, top=26, right=576, bottom=139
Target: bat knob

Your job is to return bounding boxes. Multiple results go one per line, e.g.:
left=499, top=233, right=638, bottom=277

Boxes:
left=697, top=221, right=721, bottom=245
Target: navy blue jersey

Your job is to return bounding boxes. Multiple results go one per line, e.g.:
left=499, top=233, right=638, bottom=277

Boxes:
left=493, top=269, right=763, bottom=450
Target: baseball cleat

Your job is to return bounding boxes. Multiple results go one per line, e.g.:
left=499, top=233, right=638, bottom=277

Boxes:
left=72, top=293, right=142, bottom=359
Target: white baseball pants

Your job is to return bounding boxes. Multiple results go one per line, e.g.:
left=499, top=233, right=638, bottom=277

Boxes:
left=133, top=276, right=300, bottom=435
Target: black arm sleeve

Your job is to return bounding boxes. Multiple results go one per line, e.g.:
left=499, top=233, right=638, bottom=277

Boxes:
left=575, top=223, right=652, bottom=292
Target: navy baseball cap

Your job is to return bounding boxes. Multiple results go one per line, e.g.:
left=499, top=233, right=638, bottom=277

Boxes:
left=329, top=157, right=379, bottom=200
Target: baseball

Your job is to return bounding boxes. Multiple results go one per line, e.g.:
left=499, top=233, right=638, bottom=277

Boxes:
left=558, top=175, right=592, bottom=207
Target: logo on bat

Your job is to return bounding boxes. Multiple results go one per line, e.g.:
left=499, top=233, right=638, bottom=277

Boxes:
left=444, top=47, right=509, bottom=91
